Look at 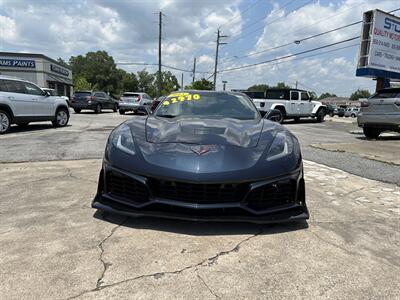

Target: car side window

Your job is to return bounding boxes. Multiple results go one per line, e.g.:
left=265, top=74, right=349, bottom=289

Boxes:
left=94, top=92, right=101, bottom=97
left=2, top=80, right=28, bottom=94
left=23, top=82, right=44, bottom=95
left=291, top=92, right=299, bottom=100
left=301, top=92, right=309, bottom=100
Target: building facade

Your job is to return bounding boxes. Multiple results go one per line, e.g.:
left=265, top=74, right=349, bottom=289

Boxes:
left=0, top=52, right=73, bottom=98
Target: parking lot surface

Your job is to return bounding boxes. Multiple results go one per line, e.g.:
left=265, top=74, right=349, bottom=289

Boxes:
left=1, top=112, right=399, bottom=299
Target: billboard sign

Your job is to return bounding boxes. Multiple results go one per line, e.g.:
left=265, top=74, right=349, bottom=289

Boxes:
left=50, top=64, right=69, bottom=77
left=357, top=10, right=400, bottom=79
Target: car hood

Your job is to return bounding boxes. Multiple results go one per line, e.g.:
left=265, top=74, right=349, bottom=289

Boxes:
left=114, top=117, right=299, bottom=179
left=145, top=117, right=264, bottom=148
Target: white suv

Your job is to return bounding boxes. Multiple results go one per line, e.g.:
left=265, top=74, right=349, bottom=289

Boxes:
left=0, top=76, right=70, bottom=134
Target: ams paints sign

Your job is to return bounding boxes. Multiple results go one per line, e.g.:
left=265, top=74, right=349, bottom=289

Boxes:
left=0, top=59, right=36, bottom=68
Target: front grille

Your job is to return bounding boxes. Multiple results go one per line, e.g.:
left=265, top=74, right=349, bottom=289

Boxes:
left=246, top=179, right=297, bottom=210
left=106, top=171, right=149, bottom=204
left=148, top=178, right=248, bottom=204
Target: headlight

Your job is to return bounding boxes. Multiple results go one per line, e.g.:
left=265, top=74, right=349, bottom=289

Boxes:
left=266, top=131, right=294, bottom=161
left=110, top=124, right=136, bottom=155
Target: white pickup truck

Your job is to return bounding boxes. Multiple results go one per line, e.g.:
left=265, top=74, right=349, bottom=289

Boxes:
left=244, top=88, right=326, bottom=123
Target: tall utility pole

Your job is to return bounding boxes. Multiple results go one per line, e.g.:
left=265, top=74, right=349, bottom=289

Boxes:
left=181, top=73, right=184, bottom=90
left=295, top=81, right=298, bottom=89
left=213, top=29, right=227, bottom=90
left=192, top=57, right=196, bottom=84
left=158, top=11, right=163, bottom=97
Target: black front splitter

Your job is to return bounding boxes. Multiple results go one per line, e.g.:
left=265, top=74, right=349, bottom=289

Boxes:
left=92, top=196, right=309, bottom=225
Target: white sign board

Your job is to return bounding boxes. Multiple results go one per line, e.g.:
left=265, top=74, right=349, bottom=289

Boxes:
left=367, top=10, right=400, bottom=73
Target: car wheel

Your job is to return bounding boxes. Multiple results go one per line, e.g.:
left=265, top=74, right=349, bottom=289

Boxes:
left=293, top=117, right=300, bottom=123
left=363, top=127, right=381, bottom=139
left=0, top=110, right=11, bottom=134
left=351, top=114, right=356, bottom=118
left=316, top=109, right=325, bottom=122
left=52, top=108, right=69, bottom=127
left=276, top=108, right=285, bottom=123
left=16, top=122, right=29, bottom=127
left=119, top=110, right=125, bottom=115
left=329, top=112, right=334, bottom=117
left=113, top=104, right=118, bottom=112
left=74, top=108, right=81, bottom=113
left=95, top=104, right=102, bottom=114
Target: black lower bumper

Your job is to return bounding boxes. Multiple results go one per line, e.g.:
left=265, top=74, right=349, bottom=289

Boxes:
left=92, top=165, right=309, bottom=224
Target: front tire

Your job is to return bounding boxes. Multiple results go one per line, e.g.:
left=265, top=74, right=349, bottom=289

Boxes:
left=0, top=110, right=11, bottom=134
left=119, top=110, right=125, bottom=115
left=113, top=104, right=118, bottom=112
left=276, top=108, right=285, bottom=124
left=363, top=127, right=381, bottom=139
left=316, top=109, right=325, bottom=122
left=293, top=117, right=300, bottom=123
left=74, top=108, right=81, bottom=113
left=95, top=104, right=102, bottom=114
left=52, top=108, right=69, bottom=127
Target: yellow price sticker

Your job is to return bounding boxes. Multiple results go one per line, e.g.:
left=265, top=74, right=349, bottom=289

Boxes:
left=165, top=93, right=201, bottom=104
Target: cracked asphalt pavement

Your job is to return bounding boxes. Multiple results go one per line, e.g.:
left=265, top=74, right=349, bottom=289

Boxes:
left=0, top=112, right=399, bottom=299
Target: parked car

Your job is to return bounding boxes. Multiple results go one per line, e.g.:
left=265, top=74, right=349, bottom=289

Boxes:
left=0, top=75, right=69, bottom=134
left=119, top=92, right=153, bottom=114
left=42, top=88, right=70, bottom=106
left=337, top=107, right=345, bottom=117
left=358, top=88, right=400, bottom=139
left=247, top=88, right=326, bottom=123
left=92, top=90, right=308, bottom=223
left=326, top=104, right=336, bottom=117
left=344, top=107, right=360, bottom=118
left=150, top=95, right=166, bottom=112
left=70, top=91, right=118, bottom=113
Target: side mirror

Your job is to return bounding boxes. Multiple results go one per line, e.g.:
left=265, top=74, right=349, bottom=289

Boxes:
left=264, top=109, right=283, bottom=122
left=137, top=105, right=151, bottom=115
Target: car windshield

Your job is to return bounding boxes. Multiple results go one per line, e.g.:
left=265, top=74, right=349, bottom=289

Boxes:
left=155, top=91, right=259, bottom=120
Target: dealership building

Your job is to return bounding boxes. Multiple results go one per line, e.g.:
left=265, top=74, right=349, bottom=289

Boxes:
left=0, top=52, right=73, bottom=98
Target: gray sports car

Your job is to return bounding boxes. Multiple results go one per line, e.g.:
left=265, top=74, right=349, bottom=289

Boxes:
left=92, top=91, right=309, bottom=223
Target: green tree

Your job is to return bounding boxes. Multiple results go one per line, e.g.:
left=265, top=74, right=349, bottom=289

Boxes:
left=137, top=69, right=156, bottom=96
left=319, top=92, right=337, bottom=100
left=69, top=51, right=120, bottom=93
left=155, top=70, right=180, bottom=96
left=57, top=57, right=69, bottom=68
left=275, top=82, right=290, bottom=89
left=74, top=76, right=92, bottom=90
left=117, top=69, right=139, bottom=94
left=350, top=89, right=371, bottom=100
left=247, top=84, right=269, bottom=92
left=185, top=78, right=214, bottom=90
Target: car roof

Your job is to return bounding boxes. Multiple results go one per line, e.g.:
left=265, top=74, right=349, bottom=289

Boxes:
left=123, top=92, right=146, bottom=94
left=0, top=75, right=30, bottom=82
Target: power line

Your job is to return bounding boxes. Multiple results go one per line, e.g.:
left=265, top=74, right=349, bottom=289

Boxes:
left=219, top=36, right=359, bottom=73
left=225, top=0, right=315, bottom=46
left=229, top=0, right=298, bottom=37
left=220, top=20, right=360, bottom=65
left=220, top=5, right=400, bottom=65
left=219, top=0, right=263, bottom=29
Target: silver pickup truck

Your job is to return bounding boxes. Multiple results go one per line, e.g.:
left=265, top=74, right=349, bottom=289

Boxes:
left=244, top=88, right=326, bottom=123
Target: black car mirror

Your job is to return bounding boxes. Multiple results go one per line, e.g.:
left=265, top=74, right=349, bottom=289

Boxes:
left=44, top=91, right=50, bottom=97
left=137, top=105, right=151, bottom=115
left=264, top=109, right=283, bottom=122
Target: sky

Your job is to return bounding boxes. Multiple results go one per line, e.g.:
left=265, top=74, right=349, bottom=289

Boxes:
left=0, top=0, right=399, bottom=96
